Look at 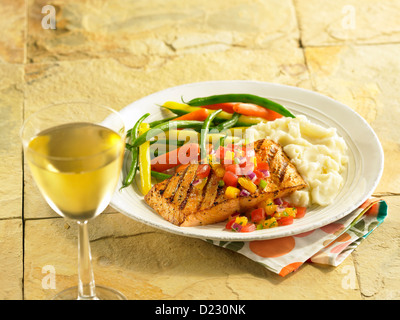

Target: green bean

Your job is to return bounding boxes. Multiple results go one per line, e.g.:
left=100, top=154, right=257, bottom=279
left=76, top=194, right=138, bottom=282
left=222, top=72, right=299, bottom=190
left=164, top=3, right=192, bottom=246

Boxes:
left=132, top=120, right=204, bottom=148
left=121, top=113, right=150, bottom=189
left=219, top=136, right=226, bottom=148
left=151, top=170, right=172, bottom=181
left=149, top=116, right=178, bottom=128
left=200, top=109, right=223, bottom=162
left=123, top=149, right=139, bottom=189
left=213, top=112, right=240, bottom=132
left=150, top=139, right=186, bottom=146
left=186, top=93, right=295, bottom=118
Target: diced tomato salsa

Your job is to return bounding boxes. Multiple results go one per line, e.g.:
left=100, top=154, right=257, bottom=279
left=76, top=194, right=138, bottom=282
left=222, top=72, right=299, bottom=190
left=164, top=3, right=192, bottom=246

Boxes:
left=209, top=143, right=272, bottom=199
left=192, top=142, right=308, bottom=233
left=225, top=198, right=307, bottom=233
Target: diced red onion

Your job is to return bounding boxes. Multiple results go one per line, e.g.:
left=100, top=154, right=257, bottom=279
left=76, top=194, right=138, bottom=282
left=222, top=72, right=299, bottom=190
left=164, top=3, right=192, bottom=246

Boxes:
left=239, top=189, right=251, bottom=197
left=274, top=198, right=283, bottom=205
left=246, top=171, right=256, bottom=181
left=259, top=169, right=270, bottom=177
left=231, top=223, right=242, bottom=232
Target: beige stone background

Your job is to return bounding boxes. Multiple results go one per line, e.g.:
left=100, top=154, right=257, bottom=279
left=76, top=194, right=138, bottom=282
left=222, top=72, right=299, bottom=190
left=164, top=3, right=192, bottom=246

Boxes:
left=0, top=0, right=399, bottom=300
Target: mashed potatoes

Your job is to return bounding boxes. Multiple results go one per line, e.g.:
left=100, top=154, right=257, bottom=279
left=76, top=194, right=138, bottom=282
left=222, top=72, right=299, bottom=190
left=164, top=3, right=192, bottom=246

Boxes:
left=245, top=115, right=348, bottom=207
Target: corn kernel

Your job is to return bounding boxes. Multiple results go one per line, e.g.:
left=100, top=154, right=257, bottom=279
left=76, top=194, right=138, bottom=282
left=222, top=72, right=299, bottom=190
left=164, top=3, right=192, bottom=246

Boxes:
left=274, top=207, right=297, bottom=219
left=264, top=204, right=278, bottom=216
left=258, top=199, right=272, bottom=212
left=225, top=186, right=240, bottom=199
left=238, top=177, right=257, bottom=193
left=263, top=217, right=278, bottom=228
left=216, top=168, right=225, bottom=178
left=213, top=164, right=225, bottom=178
left=259, top=198, right=274, bottom=208
left=285, top=207, right=297, bottom=217
left=235, top=216, right=248, bottom=226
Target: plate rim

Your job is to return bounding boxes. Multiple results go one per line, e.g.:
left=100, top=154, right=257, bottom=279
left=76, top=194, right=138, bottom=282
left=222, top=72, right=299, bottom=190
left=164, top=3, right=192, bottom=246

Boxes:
left=111, top=80, right=384, bottom=241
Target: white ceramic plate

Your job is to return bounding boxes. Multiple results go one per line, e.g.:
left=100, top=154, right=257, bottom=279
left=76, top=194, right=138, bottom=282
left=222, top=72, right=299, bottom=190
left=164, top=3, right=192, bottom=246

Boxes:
left=110, top=81, right=384, bottom=241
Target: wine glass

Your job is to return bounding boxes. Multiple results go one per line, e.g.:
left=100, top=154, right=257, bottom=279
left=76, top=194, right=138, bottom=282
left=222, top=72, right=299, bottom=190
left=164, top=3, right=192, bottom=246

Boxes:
left=21, top=102, right=127, bottom=300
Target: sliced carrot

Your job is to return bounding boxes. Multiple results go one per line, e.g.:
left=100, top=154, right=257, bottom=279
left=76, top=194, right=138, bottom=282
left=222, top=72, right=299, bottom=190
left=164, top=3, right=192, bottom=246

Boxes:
left=175, top=163, right=190, bottom=173
left=266, top=109, right=284, bottom=121
left=175, top=108, right=209, bottom=121
left=165, top=144, right=213, bottom=173
left=151, top=143, right=200, bottom=172
left=202, top=102, right=283, bottom=121
left=200, top=103, right=236, bottom=114
left=232, top=103, right=283, bottom=121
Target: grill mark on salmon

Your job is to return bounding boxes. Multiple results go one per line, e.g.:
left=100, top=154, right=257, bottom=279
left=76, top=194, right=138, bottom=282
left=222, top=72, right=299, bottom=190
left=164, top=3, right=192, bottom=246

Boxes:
left=198, top=175, right=210, bottom=210
left=180, top=179, right=203, bottom=215
left=145, top=139, right=307, bottom=227
left=164, top=164, right=191, bottom=204
left=173, top=164, right=197, bottom=207
left=179, top=165, right=198, bottom=210
left=199, top=172, right=219, bottom=211
left=266, top=145, right=277, bottom=166
left=254, top=139, right=264, bottom=153
left=214, top=185, right=225, bottom=206
left=162, top=169, right=183, bottom=200
left=278, top=161, right=289, bottom=182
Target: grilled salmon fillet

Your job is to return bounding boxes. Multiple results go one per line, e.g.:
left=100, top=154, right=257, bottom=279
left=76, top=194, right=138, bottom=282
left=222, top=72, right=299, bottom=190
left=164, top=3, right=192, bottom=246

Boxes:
left=144, top=139, right=306, bottom=227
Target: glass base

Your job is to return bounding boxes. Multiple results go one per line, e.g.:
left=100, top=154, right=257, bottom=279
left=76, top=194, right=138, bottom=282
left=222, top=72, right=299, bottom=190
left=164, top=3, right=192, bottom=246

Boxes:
left=52, top=285, right=127, bottom=300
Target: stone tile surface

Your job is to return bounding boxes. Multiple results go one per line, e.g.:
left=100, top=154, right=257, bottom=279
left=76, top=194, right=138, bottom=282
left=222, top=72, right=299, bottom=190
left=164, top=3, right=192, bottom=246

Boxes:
left=0, top=0, right=26, bottom=63
left=27, top=0, right=299, bottom=63
left=0, top=219, right=23, bottom=300
left=295, top=0, right=400, bottom=46
left=0, top=0, right=399, bottom=301
left=24, top=213, right=361, bottom=300
left=0, top=63, right=24, bottom=219
left=353, top=196, right=400, bottom=299
left=305, top=44, right=400, bottom=193
left=24, top=46, right=311, bottom=114
left=305, top=43, right=400, bottom=298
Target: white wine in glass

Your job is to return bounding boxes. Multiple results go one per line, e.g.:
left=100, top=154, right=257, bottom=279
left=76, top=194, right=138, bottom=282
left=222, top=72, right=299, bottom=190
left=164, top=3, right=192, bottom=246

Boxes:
left=21, top=102, right=127, bottom=300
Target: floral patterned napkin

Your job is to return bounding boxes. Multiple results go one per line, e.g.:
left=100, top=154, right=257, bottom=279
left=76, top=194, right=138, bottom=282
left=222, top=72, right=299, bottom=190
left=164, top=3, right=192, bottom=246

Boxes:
left=206, top=198, right=387, bottom=276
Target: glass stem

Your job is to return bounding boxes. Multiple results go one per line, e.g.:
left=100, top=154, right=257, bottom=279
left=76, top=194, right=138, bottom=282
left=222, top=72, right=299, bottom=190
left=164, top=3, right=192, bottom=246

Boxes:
left=77, top=220, right=97, bottom=300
